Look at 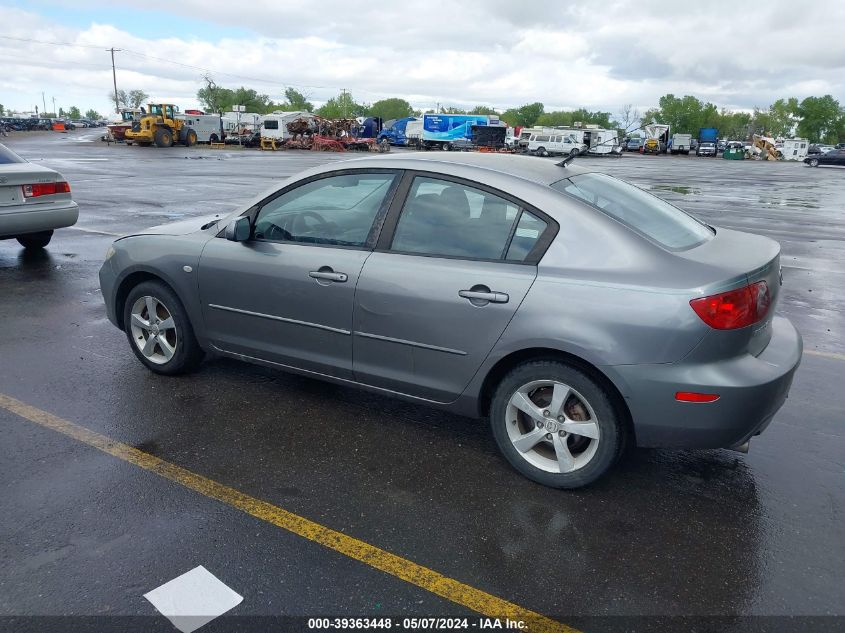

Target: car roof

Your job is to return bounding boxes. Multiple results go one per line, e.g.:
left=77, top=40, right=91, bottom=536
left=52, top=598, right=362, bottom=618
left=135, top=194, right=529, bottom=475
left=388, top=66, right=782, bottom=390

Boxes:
left=328, top=152, right=589, bottom=186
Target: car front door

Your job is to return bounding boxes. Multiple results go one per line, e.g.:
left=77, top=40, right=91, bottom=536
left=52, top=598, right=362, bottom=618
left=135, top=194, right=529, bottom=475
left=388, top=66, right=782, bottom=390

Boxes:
left=352, top=174, right=556, bottom=402
left=198, top=170, right=400, bottom=379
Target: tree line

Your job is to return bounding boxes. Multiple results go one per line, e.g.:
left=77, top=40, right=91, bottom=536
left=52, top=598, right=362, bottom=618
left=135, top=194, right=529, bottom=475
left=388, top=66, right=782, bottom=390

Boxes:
left=8, top=79, right=843, bottom=144
left=193, top=78, right=845, bottom=143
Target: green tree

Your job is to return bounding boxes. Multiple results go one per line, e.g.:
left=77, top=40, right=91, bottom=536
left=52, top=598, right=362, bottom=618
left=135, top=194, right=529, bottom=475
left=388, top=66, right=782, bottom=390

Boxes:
left=197, top=76, right=235, bottom=113
left=0, top=104, right=4, bottom=116
left=275, top=87, right=314, bottom=112
left=229, top=87, right=272, bottom=113
left=108, top=89, right=128, bottom=110
left=469, top=105, right=498, bottom=115
left=85, top=109, right=101, bottom=120
left=501, top=102, right=544, bottom=127
left=796, top=95, right=843, bottom=143
left=316, top=91, right=367, bottom=118
left=368, top=98, right=414, bottom=121
left=127, top=90, right=149, bottom=109
left=67, top=106, right=81, bottom=119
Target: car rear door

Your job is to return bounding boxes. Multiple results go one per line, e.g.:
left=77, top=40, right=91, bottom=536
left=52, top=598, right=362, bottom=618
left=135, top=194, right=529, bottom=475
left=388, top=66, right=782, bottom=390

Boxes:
left=198, top=170, right=400, bottom=379
left=352, top=173, right=556, bottom=402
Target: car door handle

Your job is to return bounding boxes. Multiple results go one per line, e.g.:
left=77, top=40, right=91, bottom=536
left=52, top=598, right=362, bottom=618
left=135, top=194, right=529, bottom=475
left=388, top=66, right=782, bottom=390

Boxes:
left=309, top=270, right=348, bottom=282
left=459, top=290, right=509, bottom=303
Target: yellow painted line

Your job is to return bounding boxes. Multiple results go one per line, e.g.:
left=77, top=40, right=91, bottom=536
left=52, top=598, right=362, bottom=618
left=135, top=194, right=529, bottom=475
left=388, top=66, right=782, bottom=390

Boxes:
left=0, top=393, right=578, bottom=633
left=804, top=349, right=845, bottom=361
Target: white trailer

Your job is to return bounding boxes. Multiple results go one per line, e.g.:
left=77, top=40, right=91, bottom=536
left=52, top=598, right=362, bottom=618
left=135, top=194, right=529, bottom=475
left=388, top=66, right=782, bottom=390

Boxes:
left=221, top=112, right=261, bottom=135
left=584, top=128, right=621, bottom=155
left=260, top=111, right=315, bottom=140
left=778, top=138, right=809, bottom=161
left=176, top=114, right=223, bottom=143
left=405, top=119, right=423, bottom=147
left=670, top=133, right=692, bottom=155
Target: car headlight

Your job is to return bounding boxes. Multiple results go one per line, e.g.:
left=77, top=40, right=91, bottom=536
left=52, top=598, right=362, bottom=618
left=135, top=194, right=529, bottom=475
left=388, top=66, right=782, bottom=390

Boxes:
left=105, top=245, right=116, bottom=260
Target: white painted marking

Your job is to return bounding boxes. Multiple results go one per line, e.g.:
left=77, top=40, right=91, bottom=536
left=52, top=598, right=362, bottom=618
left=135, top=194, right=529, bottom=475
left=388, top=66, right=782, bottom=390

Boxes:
left=804, top=349, right=845, bottom=361
left=143, top=565, right=243, bottom=633
left=66, top=226, right=121, bottom=236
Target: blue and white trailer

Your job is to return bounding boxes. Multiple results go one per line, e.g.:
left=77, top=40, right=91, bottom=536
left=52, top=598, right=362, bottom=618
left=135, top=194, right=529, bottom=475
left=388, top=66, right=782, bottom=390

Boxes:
left=422, top=113, right=499, bottom=150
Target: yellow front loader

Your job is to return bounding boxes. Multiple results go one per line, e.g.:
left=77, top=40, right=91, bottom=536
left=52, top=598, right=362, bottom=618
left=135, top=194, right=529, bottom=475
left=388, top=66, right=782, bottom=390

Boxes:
left=124, top=104, right=197, bottom=148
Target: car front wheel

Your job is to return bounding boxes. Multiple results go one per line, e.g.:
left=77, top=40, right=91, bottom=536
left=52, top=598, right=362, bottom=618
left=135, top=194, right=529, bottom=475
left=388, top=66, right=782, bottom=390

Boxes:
left=123, top=280, right=204, bottom=375
left=808, top=158, right=819, bottom=167
left=490, top=360, right=624, bottom=488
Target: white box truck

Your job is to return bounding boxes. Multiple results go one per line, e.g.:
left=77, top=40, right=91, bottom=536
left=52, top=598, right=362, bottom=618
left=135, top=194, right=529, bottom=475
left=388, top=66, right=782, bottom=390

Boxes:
left=176, top=114, right=223, bottom=143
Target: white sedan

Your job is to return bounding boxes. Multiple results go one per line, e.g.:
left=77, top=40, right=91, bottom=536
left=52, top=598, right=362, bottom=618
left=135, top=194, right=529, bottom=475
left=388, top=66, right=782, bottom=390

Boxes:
left=0, top=143, right=78, bottom=249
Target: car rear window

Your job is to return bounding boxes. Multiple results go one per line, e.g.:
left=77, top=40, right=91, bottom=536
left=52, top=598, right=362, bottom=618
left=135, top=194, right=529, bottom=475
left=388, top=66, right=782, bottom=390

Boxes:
left=0, top=145, right=26, bottom=164
left=551, top=172, right=714, bottom=250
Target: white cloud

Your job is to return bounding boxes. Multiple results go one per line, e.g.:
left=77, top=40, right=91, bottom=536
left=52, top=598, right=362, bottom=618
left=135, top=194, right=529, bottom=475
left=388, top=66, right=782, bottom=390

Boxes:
left=1, top=0, right=843, bottom=118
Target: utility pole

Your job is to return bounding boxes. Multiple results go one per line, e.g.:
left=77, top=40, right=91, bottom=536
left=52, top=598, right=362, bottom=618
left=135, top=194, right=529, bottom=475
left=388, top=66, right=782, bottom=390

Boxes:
left=42, top=92, right=47, bottom=114
left=52, top=96, right=57, bottom=116
left=341, top=88, right=348, bottom=118
left=107, top=47, right=121, bottom=113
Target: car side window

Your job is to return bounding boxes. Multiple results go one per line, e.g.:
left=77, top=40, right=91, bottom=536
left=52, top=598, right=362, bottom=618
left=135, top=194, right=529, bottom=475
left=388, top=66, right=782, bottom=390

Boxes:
left=254, top=173, right=397, bottom=247
left=391, top=177, right=523, bottom=260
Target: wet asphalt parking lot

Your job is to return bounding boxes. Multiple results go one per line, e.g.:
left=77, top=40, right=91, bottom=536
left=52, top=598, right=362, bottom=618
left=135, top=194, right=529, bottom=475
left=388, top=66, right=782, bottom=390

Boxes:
left=1, top=130, right=843, bottom=632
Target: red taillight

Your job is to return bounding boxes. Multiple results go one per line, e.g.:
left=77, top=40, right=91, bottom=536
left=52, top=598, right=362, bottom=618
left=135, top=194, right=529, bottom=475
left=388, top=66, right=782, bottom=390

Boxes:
left=22, top=182, right=71, bottom=198
left=675, top=391, right=720, bottom=403
left=689, top=281, right=770, bottom=330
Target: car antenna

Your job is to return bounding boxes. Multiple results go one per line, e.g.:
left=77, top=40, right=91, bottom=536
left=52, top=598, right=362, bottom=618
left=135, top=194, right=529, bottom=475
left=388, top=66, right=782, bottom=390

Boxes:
left=556, top=122, right=650, bottom=167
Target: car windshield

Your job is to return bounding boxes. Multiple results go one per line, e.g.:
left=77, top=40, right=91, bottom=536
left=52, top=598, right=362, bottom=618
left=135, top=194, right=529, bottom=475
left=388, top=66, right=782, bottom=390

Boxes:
left=550, top=172, right=714, bottom=250
left=0, top=144, right=26, bottom=164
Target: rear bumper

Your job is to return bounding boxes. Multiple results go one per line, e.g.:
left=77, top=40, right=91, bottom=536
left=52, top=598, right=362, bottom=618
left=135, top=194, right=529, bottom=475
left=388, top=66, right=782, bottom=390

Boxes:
left=0, top=202, right=78, bottom=238
left=611, top=316, right=802, bottom=448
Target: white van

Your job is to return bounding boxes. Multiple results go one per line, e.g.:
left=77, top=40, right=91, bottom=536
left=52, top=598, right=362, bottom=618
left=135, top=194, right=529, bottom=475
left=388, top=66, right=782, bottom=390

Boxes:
left=527, top=132, right=586, bottom=157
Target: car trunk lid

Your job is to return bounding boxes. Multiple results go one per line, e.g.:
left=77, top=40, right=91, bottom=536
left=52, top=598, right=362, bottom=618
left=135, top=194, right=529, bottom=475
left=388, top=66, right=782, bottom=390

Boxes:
left=0, top=164, right=59, bottom=209
left=679, top=226, right=781, bottom=357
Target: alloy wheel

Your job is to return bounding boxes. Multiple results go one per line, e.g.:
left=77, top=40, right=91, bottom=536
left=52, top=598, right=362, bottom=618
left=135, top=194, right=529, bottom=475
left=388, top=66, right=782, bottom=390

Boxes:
left=505, top=380, right=601, bottom=473
left=129, top=295, right=178, bottom=365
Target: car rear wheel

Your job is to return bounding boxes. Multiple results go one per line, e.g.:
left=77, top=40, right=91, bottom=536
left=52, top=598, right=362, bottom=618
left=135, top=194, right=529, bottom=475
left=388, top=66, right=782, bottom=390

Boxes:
left=123, top=281, right=204, bottom=375
left=16, top=230, right=53, bottom=249
left=490, top=360, right=624, bottom=488
left=537, top=147, right=547, bottom=157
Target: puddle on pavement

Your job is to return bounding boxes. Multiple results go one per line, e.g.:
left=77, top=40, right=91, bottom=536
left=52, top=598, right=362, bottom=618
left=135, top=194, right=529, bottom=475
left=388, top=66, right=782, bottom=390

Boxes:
left=651, top=184, right=701, bottom=195
left=759, top=196, right=819, bottom=209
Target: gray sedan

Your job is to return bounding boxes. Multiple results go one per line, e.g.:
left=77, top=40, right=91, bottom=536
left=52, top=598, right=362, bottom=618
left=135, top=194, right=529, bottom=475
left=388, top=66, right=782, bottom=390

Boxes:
left=99, top=153, right=801, bottom=488
left=0, top=143, right=79, bottom=248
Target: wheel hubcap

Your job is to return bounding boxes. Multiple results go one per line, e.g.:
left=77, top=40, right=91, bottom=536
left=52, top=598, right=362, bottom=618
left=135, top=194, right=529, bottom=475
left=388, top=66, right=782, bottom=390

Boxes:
left=130, top=295, right=177, bottom=365
left=505, top=380, right=600, bottom=474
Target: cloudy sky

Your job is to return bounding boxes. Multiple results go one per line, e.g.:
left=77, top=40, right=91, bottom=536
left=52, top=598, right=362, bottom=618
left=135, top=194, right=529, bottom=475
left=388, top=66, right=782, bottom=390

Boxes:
left=1, top=0, right=844, bottom=118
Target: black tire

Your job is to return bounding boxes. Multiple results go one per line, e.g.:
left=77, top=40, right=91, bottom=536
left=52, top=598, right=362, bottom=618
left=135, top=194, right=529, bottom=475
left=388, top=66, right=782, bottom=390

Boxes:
left=536, top=147, right=547, bottom=157
left=183, top=128, right=197, bottom=147
left=442, top=142, right=452, bottom=151
left=154, top=127, right=173, bottom=148
left=490, top=360, right=625, bottom=489
left=16, top=230, right=53, bottom=249
left=569, top=148, right=579, bottom=158
left=209, top=133, right=219, bottom=144
left=808, top=158, right=819, bottom=167
left=123, top=280, right=204, bottom=375
left=125, top=140, right=133, bottom=146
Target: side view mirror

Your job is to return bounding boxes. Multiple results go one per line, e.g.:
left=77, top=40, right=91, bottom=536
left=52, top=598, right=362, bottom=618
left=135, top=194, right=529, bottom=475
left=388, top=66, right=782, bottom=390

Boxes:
left=225, top=217, right=251, bottom=242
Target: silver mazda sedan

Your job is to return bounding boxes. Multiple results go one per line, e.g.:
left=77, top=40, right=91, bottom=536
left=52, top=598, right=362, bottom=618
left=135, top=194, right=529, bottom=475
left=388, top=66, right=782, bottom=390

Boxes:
left=99, top=153, right=801, bottom=488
